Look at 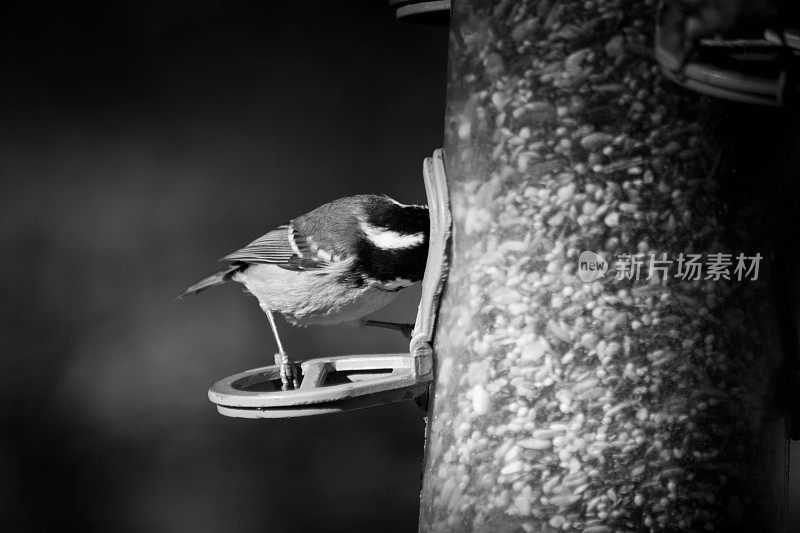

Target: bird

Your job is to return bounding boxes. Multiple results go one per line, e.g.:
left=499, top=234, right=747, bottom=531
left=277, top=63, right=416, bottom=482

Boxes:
left=180, top=194, right=430, bottom=390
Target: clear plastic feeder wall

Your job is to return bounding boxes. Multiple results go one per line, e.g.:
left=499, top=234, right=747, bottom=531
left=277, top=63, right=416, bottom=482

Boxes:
left=207, top=149, right=451, bottom=419
left=418, top=1, right=796, bottom=532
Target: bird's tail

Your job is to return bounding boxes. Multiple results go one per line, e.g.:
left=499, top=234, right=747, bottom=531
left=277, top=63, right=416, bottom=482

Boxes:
left=177, top=264, right=242, bottom=299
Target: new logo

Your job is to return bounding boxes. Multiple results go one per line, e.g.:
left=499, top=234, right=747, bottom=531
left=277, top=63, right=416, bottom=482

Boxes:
left=578, top=251, right=608, bottom=282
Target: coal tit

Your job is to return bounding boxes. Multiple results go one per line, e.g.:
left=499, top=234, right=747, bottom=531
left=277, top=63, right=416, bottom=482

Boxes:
left=181, top=194, right=429, bottom=389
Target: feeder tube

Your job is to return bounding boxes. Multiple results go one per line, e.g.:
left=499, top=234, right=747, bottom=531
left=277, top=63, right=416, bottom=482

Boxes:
left=419, top=1, right=796, bottom=531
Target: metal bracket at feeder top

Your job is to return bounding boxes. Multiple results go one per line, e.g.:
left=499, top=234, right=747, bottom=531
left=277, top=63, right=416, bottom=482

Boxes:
left=655, top=1, right=800, bottom=107
left=207, top=149, right=451, bottom=419
left=391, top=1, right=450, bottom=24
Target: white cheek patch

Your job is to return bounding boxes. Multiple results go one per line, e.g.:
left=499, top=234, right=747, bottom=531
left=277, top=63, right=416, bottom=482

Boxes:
left=386, top=197, right=426, bottom=209
left=360, top=221, right=425, bottom=250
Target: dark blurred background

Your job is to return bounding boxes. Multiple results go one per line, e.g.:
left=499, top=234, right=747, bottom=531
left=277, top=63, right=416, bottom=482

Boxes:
left=1, top=2, right=446, bottom=531
left=2, top=2, right=799, bottom=532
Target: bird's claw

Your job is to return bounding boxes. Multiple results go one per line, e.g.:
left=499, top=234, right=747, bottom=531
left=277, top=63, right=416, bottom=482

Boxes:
left=275, top=353, right=300, bottom=390
left=360, top=319, right=415, bottom=340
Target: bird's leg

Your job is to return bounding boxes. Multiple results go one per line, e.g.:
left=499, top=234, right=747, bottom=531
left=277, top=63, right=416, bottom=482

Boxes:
left=360, top=319, right=415, bottom=340
left=262, top=306, right=300, bottom=390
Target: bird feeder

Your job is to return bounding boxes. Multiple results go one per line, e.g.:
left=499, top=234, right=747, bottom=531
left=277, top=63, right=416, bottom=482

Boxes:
left=655, top=1, right=800, bottom=107
left=418, top=1, right=797, bottom=531
left=207, top=149, right=451, bottom=419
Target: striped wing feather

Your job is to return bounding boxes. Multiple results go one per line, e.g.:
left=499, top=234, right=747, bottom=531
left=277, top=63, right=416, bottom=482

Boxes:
left=222, top=224, right=328, bottom=270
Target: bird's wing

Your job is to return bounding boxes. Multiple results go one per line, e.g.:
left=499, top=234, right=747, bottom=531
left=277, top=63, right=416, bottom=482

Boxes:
left=221, top=224, right=332, bottom=271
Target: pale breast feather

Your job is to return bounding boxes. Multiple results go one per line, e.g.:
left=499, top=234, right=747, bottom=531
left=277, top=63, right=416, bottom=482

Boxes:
left=233, top=260, right=400, bottom=325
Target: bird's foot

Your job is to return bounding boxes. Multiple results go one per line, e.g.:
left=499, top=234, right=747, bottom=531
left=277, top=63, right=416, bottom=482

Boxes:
left=360, top=319, right=415, bottom=340
left=274, top=353, right=300, bottom=390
